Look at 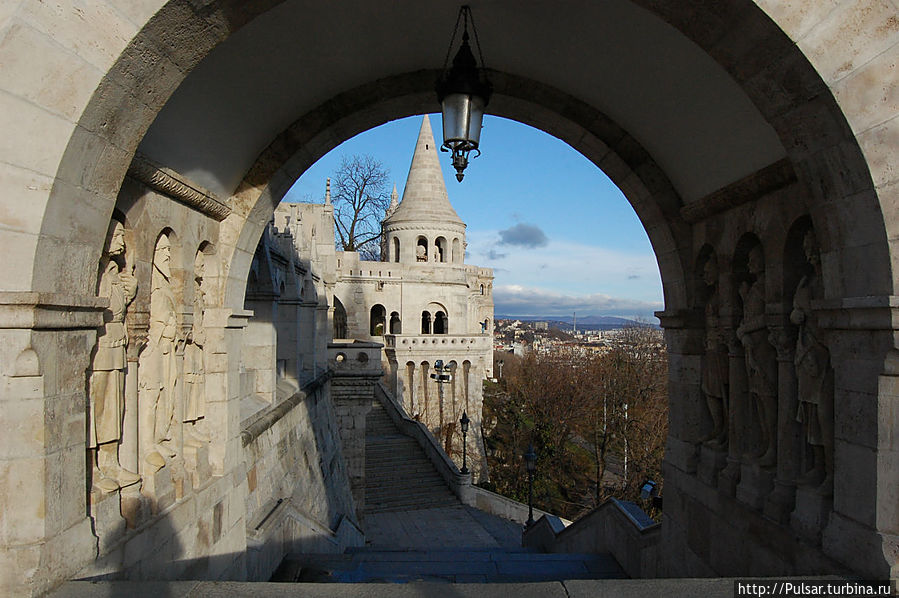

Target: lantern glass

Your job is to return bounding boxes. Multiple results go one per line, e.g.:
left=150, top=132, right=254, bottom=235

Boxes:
left=442, top=93, right=485, bottom=150
left=525, top=445, right=537, bottom=473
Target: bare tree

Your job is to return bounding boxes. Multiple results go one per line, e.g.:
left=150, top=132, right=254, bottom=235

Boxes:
left=331, top=155, right=391, bottom=260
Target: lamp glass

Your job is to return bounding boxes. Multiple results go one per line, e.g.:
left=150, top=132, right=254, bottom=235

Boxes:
left=441, top=93, right=485, bottom=149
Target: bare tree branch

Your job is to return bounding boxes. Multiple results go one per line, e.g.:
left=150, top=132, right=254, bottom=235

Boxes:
left=330, top=154, right=391, bottom=259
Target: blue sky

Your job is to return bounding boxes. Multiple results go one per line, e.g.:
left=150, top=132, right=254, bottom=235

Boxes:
left=284, top=114, right=663, bottom=321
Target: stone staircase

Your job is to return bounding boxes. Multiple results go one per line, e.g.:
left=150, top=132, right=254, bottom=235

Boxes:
left=273, top=546, right=625, bottom=583
left=363, top=400, right=460, bottom=514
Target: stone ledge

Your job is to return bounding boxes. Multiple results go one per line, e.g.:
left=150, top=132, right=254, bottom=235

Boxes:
left=0, top=291, right=105, bottom=329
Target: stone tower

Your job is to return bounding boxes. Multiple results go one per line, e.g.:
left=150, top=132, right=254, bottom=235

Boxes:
left=382, top=116, right=467, bottom=265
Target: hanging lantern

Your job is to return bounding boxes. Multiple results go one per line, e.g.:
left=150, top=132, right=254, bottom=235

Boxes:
left=436, top=5, right=492, bottom=182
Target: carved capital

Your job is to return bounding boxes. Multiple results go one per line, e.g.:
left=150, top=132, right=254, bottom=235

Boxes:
left=768, top=326, right=795, bottom=362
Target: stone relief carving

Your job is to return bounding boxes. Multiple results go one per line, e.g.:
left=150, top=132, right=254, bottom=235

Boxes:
left=791, top=230, right=834, bottom=495
left=700, top=254, right=728, bottom=449
left=736, top=245, right=778, bottom=467
left=140, top=234, right=180, bottom=471
left=89, top=220, right=141, bottom=492
left=183, top=250, right=209, bottom=447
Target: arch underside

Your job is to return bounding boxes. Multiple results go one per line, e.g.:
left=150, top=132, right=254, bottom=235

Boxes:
left=4, top=0, right=899, bottom=590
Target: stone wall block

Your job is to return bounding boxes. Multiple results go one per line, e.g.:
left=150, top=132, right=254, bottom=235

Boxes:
left=834, top=389, right=879, bottom=450
left=18, top=0, right=138, bottom=72
left=0, top=396, right=45, bottom=460
left=0, top=457, right=46, bottom=544
left=707, top=5, right=795, bottom=84
left=0, top=163, right=55, bottom=240
left=142, top=0, right=227, bottom=74
left=111, top=0, right=167, bottom=30
left=104, top=34, right=185, bottom=118
left=832, top=44, right=899, bottom=136
left=876, top=449, right=899, bottom=533
left=0, top=91, right=73, bottom=178
left=755, top=0, right=840, bottom=48
left=857, top=115, right=899, bottom=189
left=832, top=440, right=877, bottom=527
left=0, top=22, right=101, bottom=122
left=797, top=0, right=899, bottom=84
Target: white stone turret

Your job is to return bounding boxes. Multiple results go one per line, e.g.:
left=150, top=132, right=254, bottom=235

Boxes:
left=383, top=115, right=466, bottom=265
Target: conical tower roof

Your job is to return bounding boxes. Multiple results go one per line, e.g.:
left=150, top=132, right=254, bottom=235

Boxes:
left=384, top=115, right=465, bottom=227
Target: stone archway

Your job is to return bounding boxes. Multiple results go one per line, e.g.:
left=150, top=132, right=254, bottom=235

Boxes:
left=2, top=1, right=899, bottom=594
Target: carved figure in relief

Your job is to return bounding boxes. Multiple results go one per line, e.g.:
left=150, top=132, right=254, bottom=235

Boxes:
left=700, top=255, right=729, bottom=449
left=89, top=220, right=141, bottom=492
left=140, top=234, right=179, bottom=470
left=736, top=245, right=778, bottom=467
left=183, top=251, right=209, bottom=447
left=791, top=230, right=834, bottom=494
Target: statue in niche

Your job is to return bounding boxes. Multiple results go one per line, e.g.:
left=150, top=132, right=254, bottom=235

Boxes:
left=89, top=220, right=141, bottom=492
left=416, top=244, right=427, bottom=262
left=183, top=250, right=209, bottom=447
left=700, top=254, right=728, bottom=449
left=140, top=234, right=179, bottom=471
left=791, top=230, right=834, bottom=494
left=736, top=245, right=778, bottom=467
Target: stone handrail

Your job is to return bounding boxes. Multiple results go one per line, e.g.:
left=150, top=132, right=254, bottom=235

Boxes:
left=468, top=485, right=571, bottom=527
left=373, top=381, right=473, bottom=503
left=522, top=498, right=661, bottom=577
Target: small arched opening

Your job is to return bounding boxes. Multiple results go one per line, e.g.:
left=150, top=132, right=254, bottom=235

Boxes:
left=370, top=304, right=386, bottom=336
left=421, top=311, right=432, bottom=334
left=389, top=311, right=402, bottom=334
left=333, top=296, right=348, bottom=339
left=416, top=237, right=428, bottom=262
left=434, top=311, right=448, bottom=335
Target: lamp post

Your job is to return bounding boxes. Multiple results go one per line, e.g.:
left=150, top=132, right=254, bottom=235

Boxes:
left=460, top=411, right=470, bottom=474
left=429, top=360, right=454, bottom=464
left=524, top=443, right=537, bottom=528
left=436, top=5, right=492, bottom=182
left=497, top=359, right=504, bottom=379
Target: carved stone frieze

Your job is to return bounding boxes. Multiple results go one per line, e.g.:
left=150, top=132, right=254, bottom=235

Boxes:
left=127, top=154, right=231, bottom=221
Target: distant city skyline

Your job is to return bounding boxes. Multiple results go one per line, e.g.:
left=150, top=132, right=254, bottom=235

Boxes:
left=284, top=113, right=664, bottom=321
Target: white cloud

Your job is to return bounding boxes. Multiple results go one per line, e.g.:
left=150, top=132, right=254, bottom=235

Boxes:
left=494, top=284, right=663, bottom=320
left=467, top=230, right=662, bottom=303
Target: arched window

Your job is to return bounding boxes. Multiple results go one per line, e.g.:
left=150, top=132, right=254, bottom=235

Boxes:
left=452, top=238, right=461, bottom=263
left=370, top=304, right=386, bottom=336
left=416, top=237, right=428, bottom=262
left=480, top=284, right=484, bottom=295
left=434, top=311, right=448, bottom=334
left=435, top=237, right=448, bottom=263
left=333, top=296, right=347, bottom=339
left=421, top=311, right=432, bottom=334
left=389, top=311, right=402, bottom=334
left=393, top=237, right=400, bottom=263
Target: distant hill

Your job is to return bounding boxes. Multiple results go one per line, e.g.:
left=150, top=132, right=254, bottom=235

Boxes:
left=495, top=314, right=659, bottom=330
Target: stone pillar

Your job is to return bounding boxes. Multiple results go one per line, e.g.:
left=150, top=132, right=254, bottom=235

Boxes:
left=719, top=330, right=746, bottom=496
left=203, top=308, right=252, bottom=476
left=657, top=312, right=705, bottom=475
left=0, top=293, right=107, bottom=597
left=329, top=341, right=383, bottom=523
left=764, top=321, right=800, bottom=523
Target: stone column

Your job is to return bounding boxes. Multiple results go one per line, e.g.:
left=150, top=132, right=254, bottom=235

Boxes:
left=329, top=342, right=383, bottom=523
left=658, top=311, right=705, bottom=475
left=764, top=321, right=799, bottom=523
left=719, top=330, right=745, bottom=496
left=0, top=293, right=107, bottom=597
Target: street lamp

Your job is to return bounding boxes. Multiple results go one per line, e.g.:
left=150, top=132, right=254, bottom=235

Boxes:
left=436, top=5, right=492, bottom=182
left=524, top=443, right=537, bottom=528
left=460, top=411, right=470, bottom=474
